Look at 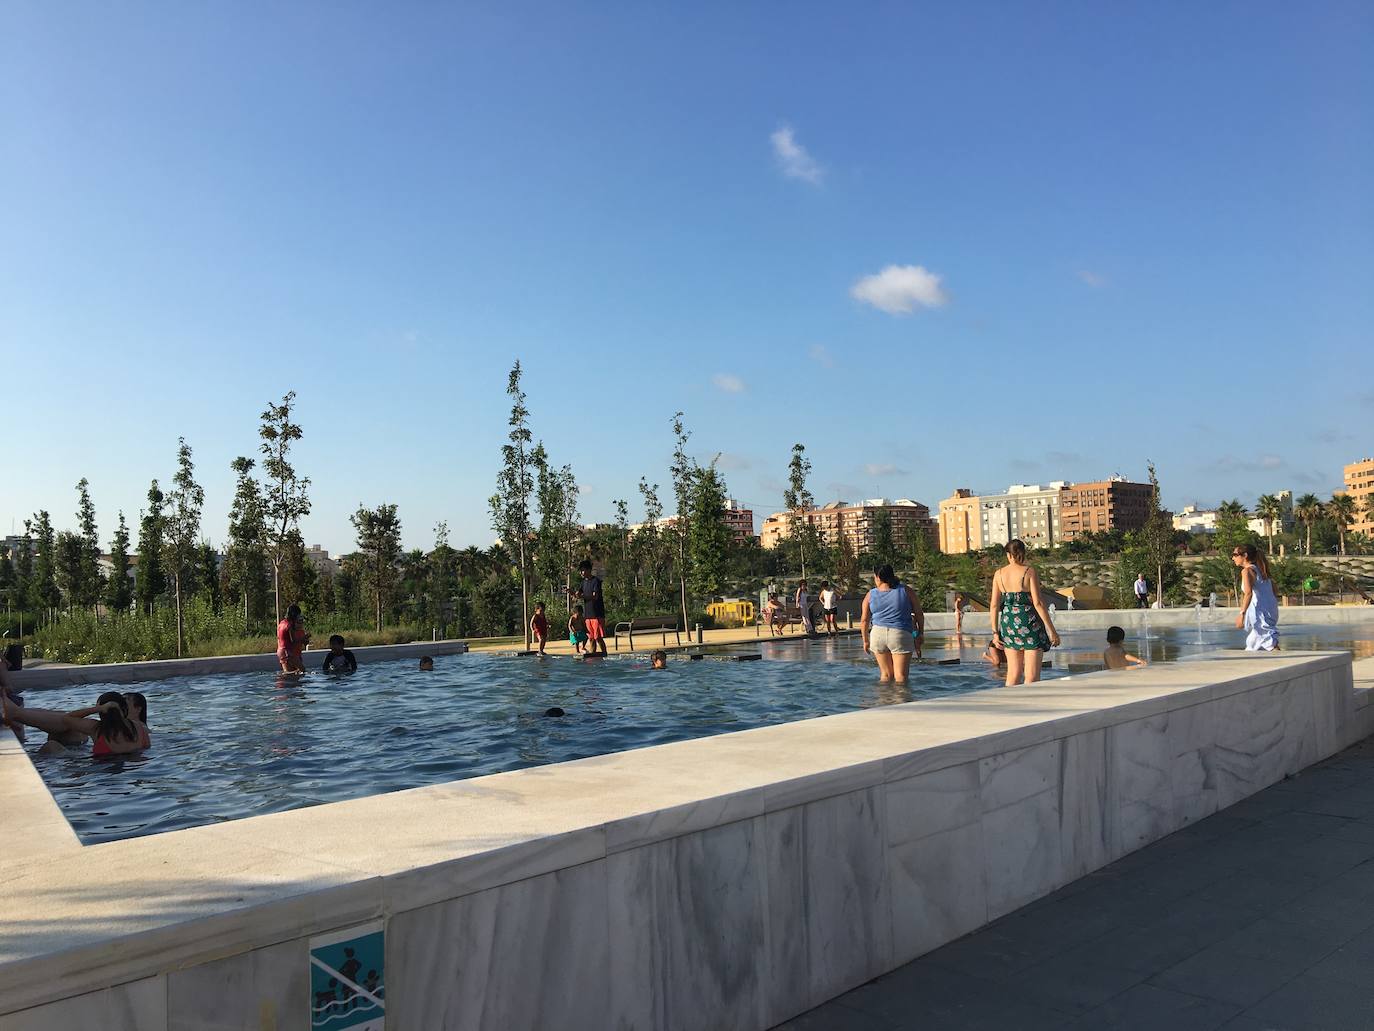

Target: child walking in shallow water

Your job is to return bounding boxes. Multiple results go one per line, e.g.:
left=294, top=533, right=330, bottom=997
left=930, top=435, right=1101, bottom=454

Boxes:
left=568, top=605, right=588, bottom=655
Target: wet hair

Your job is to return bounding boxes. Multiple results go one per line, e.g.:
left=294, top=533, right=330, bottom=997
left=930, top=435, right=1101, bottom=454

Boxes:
left=124, top=691, right=149, bottom=725
left=650, top=649, right=668, bottom=666
left=286, top=604, right=302, bottom=622
left=328, top=634, right=345, bottom=649
left=418, top=656, right=434, bottom=670
left=874, top=564, right=899, bottom=587
left=544, top=706, right=566, bottom=718
left=1237, top=543, right=1271, bottom=580
left=95, top=691, right=136, bottom=743
left=1005, top=539, right=1027, bottom=563
left=1107, top=626, right=1126, bottom=644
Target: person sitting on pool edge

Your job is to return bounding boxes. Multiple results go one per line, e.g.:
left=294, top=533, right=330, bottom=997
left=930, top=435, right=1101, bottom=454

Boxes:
left=418, top=656, right=434, bottom=671
left=322, top=634, right=358, bottom=674
left=650, top=649, right=668, bottom=670
left=1103, top=626, right=1148, bottom=670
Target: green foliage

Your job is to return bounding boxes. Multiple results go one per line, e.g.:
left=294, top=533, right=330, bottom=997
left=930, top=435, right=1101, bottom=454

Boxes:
left=29, top=510, right=59, bottom=616
left=163, top=438, right=205, bottom=656
left=105, top=512, right=133, bottom=613
left=1270, top=556, right=1322, bottom=598
left=224, top=455, right=270, bottom=629
left=489, top=361, right=535, bottom=646
left=135, top=481, right=166, bottom=615
left=1196, top=556, right=1239, bottom=604
left=686, top=462, right=732, bottom=597
left=259, top=391, right=312, bottom=621
left=1293, top=493, right=1324, bottom=555
left=351, top=502, right=403, bottom=631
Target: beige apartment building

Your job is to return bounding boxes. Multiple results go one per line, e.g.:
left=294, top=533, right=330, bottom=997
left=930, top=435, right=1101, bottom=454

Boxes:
left=761, top=499, right=937, bottom=553
left=1346, top=458, right=1374, bottom=537
left=939, top=477, right=1152, bottom=552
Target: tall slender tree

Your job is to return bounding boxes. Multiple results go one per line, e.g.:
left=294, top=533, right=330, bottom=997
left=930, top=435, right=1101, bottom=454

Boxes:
left=783, top=443, right=815, bottom=578
left=225, top=456, right=269, bottom=627
left=105, top=513, right=133, bottom=614
left=74, top=478, right=103, bottom=610
left=259, top=392, right=312, bottom=623
left=687, top=459, right=731, bottom=597
left=1328, top=493, right=1356, bottom=557
left=489, top=362, right=535, bottom=648
left=429, top=522, right=459, bottom=634
left=668, top=413, right=694, bottom=632
left=163, top=439, right=205, bottom=657
left=1293, top=494, right=1323, bottom=556
left=1141, top=461, right=1177, bottom=607
left=1255, top=494, right=1283, bottom=555
left=29, top=511, right=59, bottom=621
left=135, top=480, right=167, bottom=615
left=352, top=503, right=402, bottom=631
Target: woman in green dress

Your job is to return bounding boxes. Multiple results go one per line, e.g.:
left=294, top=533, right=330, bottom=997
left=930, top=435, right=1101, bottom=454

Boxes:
left=989, top=538, right=1060, bottom=684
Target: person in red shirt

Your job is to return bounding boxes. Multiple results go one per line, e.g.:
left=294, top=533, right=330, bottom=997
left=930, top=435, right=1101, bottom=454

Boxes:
left=276, top=604, right=309, bottom=673
left=530, top=602, right=550, bottom=654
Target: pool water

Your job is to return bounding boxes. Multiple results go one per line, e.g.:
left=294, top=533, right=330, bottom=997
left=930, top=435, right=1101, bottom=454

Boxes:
left=22, top=623, right=1371, bottom=844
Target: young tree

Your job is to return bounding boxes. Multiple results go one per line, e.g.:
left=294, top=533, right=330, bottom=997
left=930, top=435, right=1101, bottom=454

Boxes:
left=668, top=412, right=694, bottom=631
left=1328, top=493, right=1356, bottom=557
left=29, top=510, right=59, bottom=621
left=163, top=439, right=205, bottom=657
left=259, top=391, right=312, bottom=622
left=74, top=477, right=103, bottom=611
left=489, top=362, right=535, bottom=648
left=635, top=478, right=668, bottom=604
left=870, top=508, right=896, bottom=568
left=1255, top=494, right=1283, bottom=555
left=224, top=456, right=269, bottom=628
left=105, top=512, right=133, bottom=614
left=351, top=504, right=402, bottom=631
left=687, top=460, right=731, bottom=598
left=429, top=522, right=459, bottom=635
left=782, top=443, right=816, bottom=578
left=1141, top=462, right=1177, bottom=608
left=532, top=443, right=564, bottom=604
left=834, top=511, right=860, bottom=596
left=1213, top=499, right=1254, bottom=559
left=55, top=531, right=84, bottom=614
left=135, top=480, right=167, bottom=615
left=1293, top=494, right=1323, bottom=556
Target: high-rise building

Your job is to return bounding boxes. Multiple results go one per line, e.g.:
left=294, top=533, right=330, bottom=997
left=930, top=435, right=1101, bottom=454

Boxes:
left=761, top=499, right=937, bottom=553
left=938, top=484, right=1064, bottom=552
left=721, top=499, right=756, bottom=543
left=1057, top=477, right=1153, bottom=541
left=938, top=489, right=981, bottom=554
left=1345, top=459, right=1374, bottom=537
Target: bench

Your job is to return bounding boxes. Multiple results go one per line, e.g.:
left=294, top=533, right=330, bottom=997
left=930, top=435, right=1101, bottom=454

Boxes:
left=757, top=605, right=807, bottom=636
left=613, top=615, right=682, bottom=651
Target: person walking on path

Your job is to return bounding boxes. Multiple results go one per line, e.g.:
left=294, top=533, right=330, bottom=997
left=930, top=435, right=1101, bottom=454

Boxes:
left=1134, top=573, right=1150, bottom=608
left=569, top=560, right=608, bottom=657
left=990, top=539, right=1060, bottom=685
left=1233, top=543, right=1280, bottom=651
left=795, top=579, right=815, bottom=636
left=861, top=564, right=921, bottom=685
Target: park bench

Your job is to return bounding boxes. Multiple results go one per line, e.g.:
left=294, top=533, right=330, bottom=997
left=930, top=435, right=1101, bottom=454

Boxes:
left=757, top=605, right=807, bottom=635
left=613, top=615, right=682, bottom=651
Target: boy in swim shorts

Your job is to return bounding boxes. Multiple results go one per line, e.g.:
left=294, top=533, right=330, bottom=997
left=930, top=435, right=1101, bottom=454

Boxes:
left=568, top=606, right=589, bottom=654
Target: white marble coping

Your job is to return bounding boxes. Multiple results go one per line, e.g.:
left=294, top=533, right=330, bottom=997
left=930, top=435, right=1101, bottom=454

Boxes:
left=922, top=604, right=1374, bottom=631
left=0, top=649, right=1352, bottom=1015
left=9, top=639, right=470, bottom=690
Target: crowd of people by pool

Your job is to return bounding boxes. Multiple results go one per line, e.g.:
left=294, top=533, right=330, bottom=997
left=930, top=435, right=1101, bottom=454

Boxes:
left=0, top=538, right=1286, bottom=760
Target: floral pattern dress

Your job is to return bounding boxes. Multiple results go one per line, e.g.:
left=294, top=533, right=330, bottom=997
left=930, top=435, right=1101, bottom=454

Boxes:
left=998, top=586, right=1052, bottom=651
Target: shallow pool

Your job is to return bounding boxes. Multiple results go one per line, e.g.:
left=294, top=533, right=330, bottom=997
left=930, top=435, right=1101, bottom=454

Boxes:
left=25, top=636, right=1048, bottom=843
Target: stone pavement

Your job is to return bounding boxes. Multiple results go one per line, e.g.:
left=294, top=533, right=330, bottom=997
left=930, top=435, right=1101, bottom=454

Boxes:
left=778, top=734, right=1374, bottom=1031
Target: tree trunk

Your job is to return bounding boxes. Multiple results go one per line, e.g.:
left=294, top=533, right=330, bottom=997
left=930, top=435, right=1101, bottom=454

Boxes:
left=518, top=539, right=530, bottom=649
left=174, top=575, right=184, bottom=658
left=1156, top=562, right=1164, bottom=609
left=272, top=559, right=281, bottom=623
left=376, top=590, right=382, bottom=633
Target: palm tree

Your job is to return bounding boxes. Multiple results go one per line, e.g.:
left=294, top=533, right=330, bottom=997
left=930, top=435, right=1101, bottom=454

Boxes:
left=1293, top=493, right=1323, bottom=556
left=1328, top=493, right=1356, bottom=557
left=1218, top=499, right=1246, bottom=520
left=1255, top=494, right=1283, bottom=554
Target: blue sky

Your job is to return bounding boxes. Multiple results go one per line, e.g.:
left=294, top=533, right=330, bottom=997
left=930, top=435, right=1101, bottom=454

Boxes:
left=3, top=2, right=1371, bottom=553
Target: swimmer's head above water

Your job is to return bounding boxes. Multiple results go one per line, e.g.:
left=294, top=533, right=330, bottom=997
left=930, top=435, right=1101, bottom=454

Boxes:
left=418, top=656, right=434, bottom=671
left=650, top=650, right=668, bottom=670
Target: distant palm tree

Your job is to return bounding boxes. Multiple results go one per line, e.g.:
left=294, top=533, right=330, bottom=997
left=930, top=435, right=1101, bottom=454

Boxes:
left=1328, top=493, right=1356, bottom=557
left=1294, top=493, right=1324, bottom=556
left=1218, top=499, right=1247, bottom=519
left=1255, top=494, right=1283, bottom=555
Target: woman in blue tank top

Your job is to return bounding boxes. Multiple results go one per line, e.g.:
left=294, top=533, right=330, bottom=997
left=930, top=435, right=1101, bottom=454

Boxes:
left=861, top=564, right=922, bottom=684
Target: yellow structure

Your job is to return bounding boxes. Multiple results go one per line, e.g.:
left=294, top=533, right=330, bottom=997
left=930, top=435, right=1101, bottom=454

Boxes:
left=707, top=599, right=756, bottom=627
left=1346, top=458, right=1374, bottom=537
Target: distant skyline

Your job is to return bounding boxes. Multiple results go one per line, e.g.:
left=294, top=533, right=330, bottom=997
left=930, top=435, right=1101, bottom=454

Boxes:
left=2, top=2, right=1369, bottom=553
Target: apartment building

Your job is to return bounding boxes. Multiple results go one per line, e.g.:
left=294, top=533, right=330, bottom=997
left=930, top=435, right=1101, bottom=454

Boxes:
left=761, top=499, right=937, bottom=553
left=1346, top=459, right=1374, bottom=537
left=938, top=483, right=1064, bottom=552
left=1058, top=478, right=1153, bottom=541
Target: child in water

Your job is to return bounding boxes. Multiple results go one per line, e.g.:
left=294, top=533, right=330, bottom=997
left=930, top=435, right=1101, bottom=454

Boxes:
left=568, top=605, right=588, bottom=655
left=1103, top=626, right=1147, bottom=670
left=418, top=656, right=434, bottom=671
left=650, top=649, right=668, bottom=670
left=322, top=634, right=357, bottom=673
left=531, top=602, right=549, bottom=655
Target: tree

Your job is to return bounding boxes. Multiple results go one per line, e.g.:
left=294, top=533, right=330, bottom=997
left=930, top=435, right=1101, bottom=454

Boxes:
left=783, top=443, right=815, bottom=578
left=687, top=459, right=731, bottom=598
left=1213, top=499, right=1254, bottom=559
left=489, top=361, right=535, bottom=649
left=105, top=512, right=132, bottom=614
left=351, top=503, right=402, bottom=630
left=429, top=522, right=459, bottom=635
left=870, top=508, right=896, bottom=568
left=834, top=512, right=860, bottom=596
left=635, top=478, right=670, bottom=606
left=55, top=531, right=84, bottom=613
left=668, top=412, right=694, bottom=632
left=1293, top=494, right=1323, bottom=556
left=259, top=391, right=312, bottom=623
left=224, top=456, right=269, bottom=628
left=1328, top=493, right=1356, bottom=557
left=1141, top=462, right=1178, bottom=608
left=135, top=480, right=167, bottom=615
left=163, top=438, right=205, bottom=657
left=532, top=445, right=580, bottom=609
left=1255, top=494, right=1283, bottom=555
left=29, top=510, right=59, bottom=620
left=74, top=478, right=103, bottom=611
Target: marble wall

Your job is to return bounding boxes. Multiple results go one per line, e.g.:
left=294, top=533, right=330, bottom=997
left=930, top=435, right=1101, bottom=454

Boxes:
left=1, top=658, right=1356, bottom=1031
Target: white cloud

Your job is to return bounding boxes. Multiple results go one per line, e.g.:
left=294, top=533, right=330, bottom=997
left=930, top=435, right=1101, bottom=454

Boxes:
left=808, top=344, right=833, bottom=367
left=715, top=452, right=751, bottom=471
left=863, top=463, right=907, bottom=477
left=1261, top=454, right=1282, bottom=469
left=770, top=125, right=824, bottom=185
left=850, top=264, right=949, bottom=315
left=1077, top=270, right=1106, bottom=288
left=712, top=373, right=746, bottom=394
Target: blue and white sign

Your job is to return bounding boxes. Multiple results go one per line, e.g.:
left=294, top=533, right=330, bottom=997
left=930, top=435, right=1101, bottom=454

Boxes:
left=309, top=921, right=385, bottom=1031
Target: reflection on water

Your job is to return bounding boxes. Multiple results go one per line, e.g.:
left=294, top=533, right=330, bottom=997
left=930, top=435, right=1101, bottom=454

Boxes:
left=24, top=622, right=1372, bottom=844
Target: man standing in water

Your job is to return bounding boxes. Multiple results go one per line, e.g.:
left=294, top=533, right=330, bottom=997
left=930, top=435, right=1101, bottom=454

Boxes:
left=570, top=559, right=608, bottom=657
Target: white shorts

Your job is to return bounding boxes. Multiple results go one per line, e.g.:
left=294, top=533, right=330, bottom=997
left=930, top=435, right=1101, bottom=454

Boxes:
left=869, top=626, right=913, bottom=654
